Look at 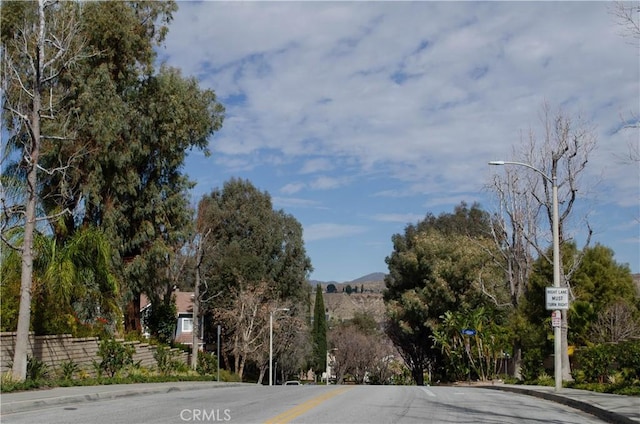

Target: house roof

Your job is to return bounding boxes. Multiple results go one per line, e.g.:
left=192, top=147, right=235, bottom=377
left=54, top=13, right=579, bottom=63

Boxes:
left=174, top=291, right=195, bottom=314
left=140, top=289, right=195, bottom=315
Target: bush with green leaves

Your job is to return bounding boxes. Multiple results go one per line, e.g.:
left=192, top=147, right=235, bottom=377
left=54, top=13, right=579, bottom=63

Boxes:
left=196, top=352, right=218, bottom=376
left=97, top=339, right=135, bottom=378
left=153, top=345, right=185, bottom=375
left=27, top=356, right=49, bottom=381
left=574, top=344, right=614, bottom=384
left=573, top=340, right=640, bottom=384
left=521, top=347, right=545, bottom=383
left=58, top=359, right=79, bottom=380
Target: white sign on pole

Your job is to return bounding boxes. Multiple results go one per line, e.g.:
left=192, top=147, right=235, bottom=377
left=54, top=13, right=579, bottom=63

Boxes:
left=551, top=310, right=561, bottom=328
left=545, top=287, right=569, bottom=310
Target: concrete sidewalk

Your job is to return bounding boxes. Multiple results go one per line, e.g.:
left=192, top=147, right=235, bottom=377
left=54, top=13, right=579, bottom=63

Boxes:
left=480, top=384, right=640, bottom=424
left=1, top=381, right=638, bottom=423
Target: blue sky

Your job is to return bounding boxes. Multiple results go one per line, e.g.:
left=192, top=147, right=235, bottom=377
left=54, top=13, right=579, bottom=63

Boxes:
left=161, top=1, right=639, bottom=282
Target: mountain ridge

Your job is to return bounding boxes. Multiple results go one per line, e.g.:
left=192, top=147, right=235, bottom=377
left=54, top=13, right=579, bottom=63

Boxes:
left=309, top=272, right=386, bottom=286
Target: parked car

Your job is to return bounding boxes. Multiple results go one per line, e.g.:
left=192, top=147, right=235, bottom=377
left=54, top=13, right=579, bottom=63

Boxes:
left=284, top=380, right=301, bottom=385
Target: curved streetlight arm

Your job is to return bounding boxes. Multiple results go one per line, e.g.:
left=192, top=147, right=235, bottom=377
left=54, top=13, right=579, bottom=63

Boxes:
left=488, top=160, right=553, bottom=184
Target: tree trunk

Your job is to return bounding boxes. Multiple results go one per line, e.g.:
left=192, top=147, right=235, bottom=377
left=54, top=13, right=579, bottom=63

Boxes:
left=512, top=342, right=523, bottom=380
left=238, top=355, right=245, bottom=380
left=124, top=293, right=141, bottom=333
left=561, top=311, right=572, bottom=381
left=257, top=364, right=266, bottom=385
left=412, top=366, right=424, bottom=386
left=11, top=0, right=45, bottom=382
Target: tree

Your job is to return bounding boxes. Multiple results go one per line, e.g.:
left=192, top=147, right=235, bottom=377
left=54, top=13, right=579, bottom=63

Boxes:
left=18, top=1, right=224, bottom=335
left=197, top=178, right=312, bottom=304
left=590, top=300, right=640, bottom=343
left=254, top=311, right=310, bottom=384
left=329, top=312, right=395, bottom=384
left=196, top=179, right=312, bottom=379
left=527, top=242, right=638, bottom=347
left=487, top=103, right=598, bottom=381
left=1, top=0, right=90, bottom=381
left=1, top=226, right=119, bottom=336
left=384, top=203, right=502, bottom=384
left=214, top=281, right=270, bottom=379
left=311, top=284, right=327, bottom=375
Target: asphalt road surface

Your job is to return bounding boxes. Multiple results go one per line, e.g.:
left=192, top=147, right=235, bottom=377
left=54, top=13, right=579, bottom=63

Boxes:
left=2, top=384, right=610, bottom=424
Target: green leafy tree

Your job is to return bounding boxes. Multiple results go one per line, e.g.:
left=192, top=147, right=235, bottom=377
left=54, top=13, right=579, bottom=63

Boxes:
left=312, top=284, right=327, bottom=375
left=143, top=294, right=178, bottom=344
left=197, top=178, right=312, bottom=304
left=1, top=1, right=224, bottom=380
left=525, top=242, right=638, bottom=348
left=384, top=203, right=503, bottom=384
left=1, top=0, right=90, bottom=381
left=35, top=2, right=222, bottom=333
left=1, top=227, right=119, bottom=337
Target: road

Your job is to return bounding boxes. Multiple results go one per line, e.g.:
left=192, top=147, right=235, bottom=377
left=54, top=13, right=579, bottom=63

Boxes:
left=2, top=384, right=610, bottom=424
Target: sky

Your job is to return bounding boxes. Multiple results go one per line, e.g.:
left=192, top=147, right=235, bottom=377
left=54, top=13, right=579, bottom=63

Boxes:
left=159, top=1, right=639, bottom=283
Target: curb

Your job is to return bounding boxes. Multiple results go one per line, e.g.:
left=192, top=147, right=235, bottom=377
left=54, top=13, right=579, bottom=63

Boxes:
left=480, top=385, right=635, bottom=424
left=1, top=382, right=246, bottom=415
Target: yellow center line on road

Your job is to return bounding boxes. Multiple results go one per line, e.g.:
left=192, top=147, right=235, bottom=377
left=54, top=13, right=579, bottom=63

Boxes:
left=263, top=386, right=353, bottom=424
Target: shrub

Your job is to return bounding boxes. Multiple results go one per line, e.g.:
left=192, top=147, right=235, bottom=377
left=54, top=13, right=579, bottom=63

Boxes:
left=97, top=339, right=135, bottom=378
left=196, top=352, right=218, bottom=376
left=573, top=340, right=640, bottom=386
left=59, top=360, right=79, bottom=380
left=521, top=347, right=545, bottom=383
left=153, top=345, right=184, bottom=375
left=27, top=356, right=49, bottom=381
left=218, top=369, right=241, bottom=382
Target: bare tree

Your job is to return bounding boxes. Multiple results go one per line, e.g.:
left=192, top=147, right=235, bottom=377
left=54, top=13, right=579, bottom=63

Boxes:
left=329, top=323, right=394, bottom=384
left=253, top=311, right=308, bottom=384
left=488, top=103, right=598, bottom=381
left=1, top=0, right=90, bottom=381
left=214, top=281, right=271, bottom=379
left=590, top=300, right=640, bottom=343
left=610, top=1, right=640, bottom=42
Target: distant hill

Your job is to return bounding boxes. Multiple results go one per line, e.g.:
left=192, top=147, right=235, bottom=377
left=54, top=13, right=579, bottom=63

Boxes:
left=309, top=272, right=386, bottom=287
left=350, top=272, right=386, bottom=284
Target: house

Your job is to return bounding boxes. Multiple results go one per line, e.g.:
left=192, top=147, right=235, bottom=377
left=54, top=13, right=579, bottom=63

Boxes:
left=140, top=289, right=204, bottom=349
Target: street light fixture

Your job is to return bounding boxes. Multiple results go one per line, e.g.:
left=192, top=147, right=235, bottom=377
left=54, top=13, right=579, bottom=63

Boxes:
left=269, top=308, right=289, bottom=386
left=489, top=160, right=562, bottom=392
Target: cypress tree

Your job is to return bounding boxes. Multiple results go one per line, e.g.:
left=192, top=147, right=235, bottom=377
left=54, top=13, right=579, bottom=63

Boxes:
left=312, top=284, right=327, bottom=375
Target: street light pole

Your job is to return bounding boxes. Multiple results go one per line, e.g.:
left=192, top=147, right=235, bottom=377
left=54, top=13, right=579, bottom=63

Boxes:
left=269, top=308, right=289, bottom=386
left=489, top=160, right=562, bottom=392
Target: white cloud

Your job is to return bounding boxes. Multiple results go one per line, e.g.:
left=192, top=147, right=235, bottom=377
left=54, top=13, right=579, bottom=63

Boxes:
left=309, top=176, right=348, bottom=191
left=279, top=182, right=306, bottom=195
left=168, top=1, right=639, bottom=278
left=372, top=213, right=425, bottom=224
left=304, top=223, right=368, bottom=242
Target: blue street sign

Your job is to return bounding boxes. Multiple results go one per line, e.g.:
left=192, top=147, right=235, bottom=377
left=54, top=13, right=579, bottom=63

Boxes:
left=461, top=329, right=476, bottom=336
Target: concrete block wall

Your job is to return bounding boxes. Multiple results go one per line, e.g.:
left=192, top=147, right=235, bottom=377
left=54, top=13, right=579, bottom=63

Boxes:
left=0, top=332, right=188, bottom=377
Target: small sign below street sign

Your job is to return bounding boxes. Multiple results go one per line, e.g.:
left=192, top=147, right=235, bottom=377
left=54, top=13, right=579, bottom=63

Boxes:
left=551, top=310, right=561, bottom=328
left=545, top=287, right=569, bottom=310
left=461, top=329, right=476, bottom=336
